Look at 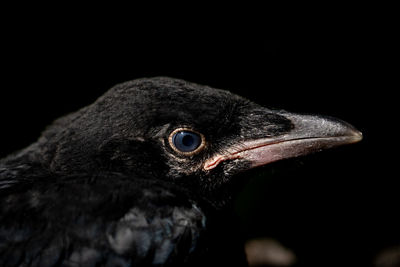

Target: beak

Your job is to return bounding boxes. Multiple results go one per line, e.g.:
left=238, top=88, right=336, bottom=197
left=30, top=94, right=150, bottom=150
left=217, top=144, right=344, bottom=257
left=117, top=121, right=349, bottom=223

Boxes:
left=204, top=112, right=362, bottom=171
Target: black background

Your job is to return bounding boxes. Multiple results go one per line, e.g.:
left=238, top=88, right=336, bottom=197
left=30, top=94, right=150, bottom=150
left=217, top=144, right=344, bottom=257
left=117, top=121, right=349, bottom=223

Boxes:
left=0, top=13, right=397, bottom=267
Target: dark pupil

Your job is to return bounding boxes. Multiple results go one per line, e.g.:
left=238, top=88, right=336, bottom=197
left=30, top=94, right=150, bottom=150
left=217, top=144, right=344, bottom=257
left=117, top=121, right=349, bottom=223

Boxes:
left=172, top=131, right=201, bottom=153
left=182, top=135, right=194, bottom=147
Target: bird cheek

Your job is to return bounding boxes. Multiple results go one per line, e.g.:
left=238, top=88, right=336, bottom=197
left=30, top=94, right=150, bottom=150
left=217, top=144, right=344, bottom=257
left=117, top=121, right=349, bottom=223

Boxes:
left=164, top=155, right=204, bottom=178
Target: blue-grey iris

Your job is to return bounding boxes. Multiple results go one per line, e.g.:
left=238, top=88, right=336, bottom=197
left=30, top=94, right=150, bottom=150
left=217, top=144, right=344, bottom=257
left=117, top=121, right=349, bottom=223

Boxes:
left=172, top=131, right=202, bottom=153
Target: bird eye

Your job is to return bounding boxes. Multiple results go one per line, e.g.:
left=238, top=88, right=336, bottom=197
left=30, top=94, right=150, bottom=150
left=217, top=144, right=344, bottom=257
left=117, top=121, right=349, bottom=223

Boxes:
left=169, top=129, right=205, bottom=155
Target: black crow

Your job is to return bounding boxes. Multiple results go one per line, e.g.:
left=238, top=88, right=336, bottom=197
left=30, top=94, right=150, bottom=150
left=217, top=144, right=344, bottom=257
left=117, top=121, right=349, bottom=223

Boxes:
left=0, top=77, right=362, bottom=266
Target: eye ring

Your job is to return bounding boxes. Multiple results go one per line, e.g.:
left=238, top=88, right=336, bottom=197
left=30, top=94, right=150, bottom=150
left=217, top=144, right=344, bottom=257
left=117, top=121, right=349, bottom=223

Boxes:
left=168, top=128, right=206, bottom=156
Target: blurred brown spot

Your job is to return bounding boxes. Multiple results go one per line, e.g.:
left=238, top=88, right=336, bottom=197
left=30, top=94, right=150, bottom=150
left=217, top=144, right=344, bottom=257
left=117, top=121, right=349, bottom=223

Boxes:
left=375, top=246, right=400, bottom=267
left=245, top=237, right=296, bottom=267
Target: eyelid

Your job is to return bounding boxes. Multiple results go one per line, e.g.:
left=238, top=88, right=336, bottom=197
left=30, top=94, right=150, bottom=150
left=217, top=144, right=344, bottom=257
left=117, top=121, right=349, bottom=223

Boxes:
left=168, top=127, right=206, bottom=156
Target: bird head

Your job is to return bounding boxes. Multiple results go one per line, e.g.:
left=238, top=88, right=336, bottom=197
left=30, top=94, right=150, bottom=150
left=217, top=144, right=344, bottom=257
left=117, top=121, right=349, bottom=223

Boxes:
left=37, top=77, right=362, bottom=205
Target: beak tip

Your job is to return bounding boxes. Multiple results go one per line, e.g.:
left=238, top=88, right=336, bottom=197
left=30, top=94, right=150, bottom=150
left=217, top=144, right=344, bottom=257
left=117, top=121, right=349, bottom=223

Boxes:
left=338, top=118, right=363, bottom=144
left=349, top=128, right=363, bottom=143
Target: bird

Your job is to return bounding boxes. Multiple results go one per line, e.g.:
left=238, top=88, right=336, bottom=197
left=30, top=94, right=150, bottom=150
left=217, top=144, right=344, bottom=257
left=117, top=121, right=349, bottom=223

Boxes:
left=0, top=77, right=362, bottom=266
